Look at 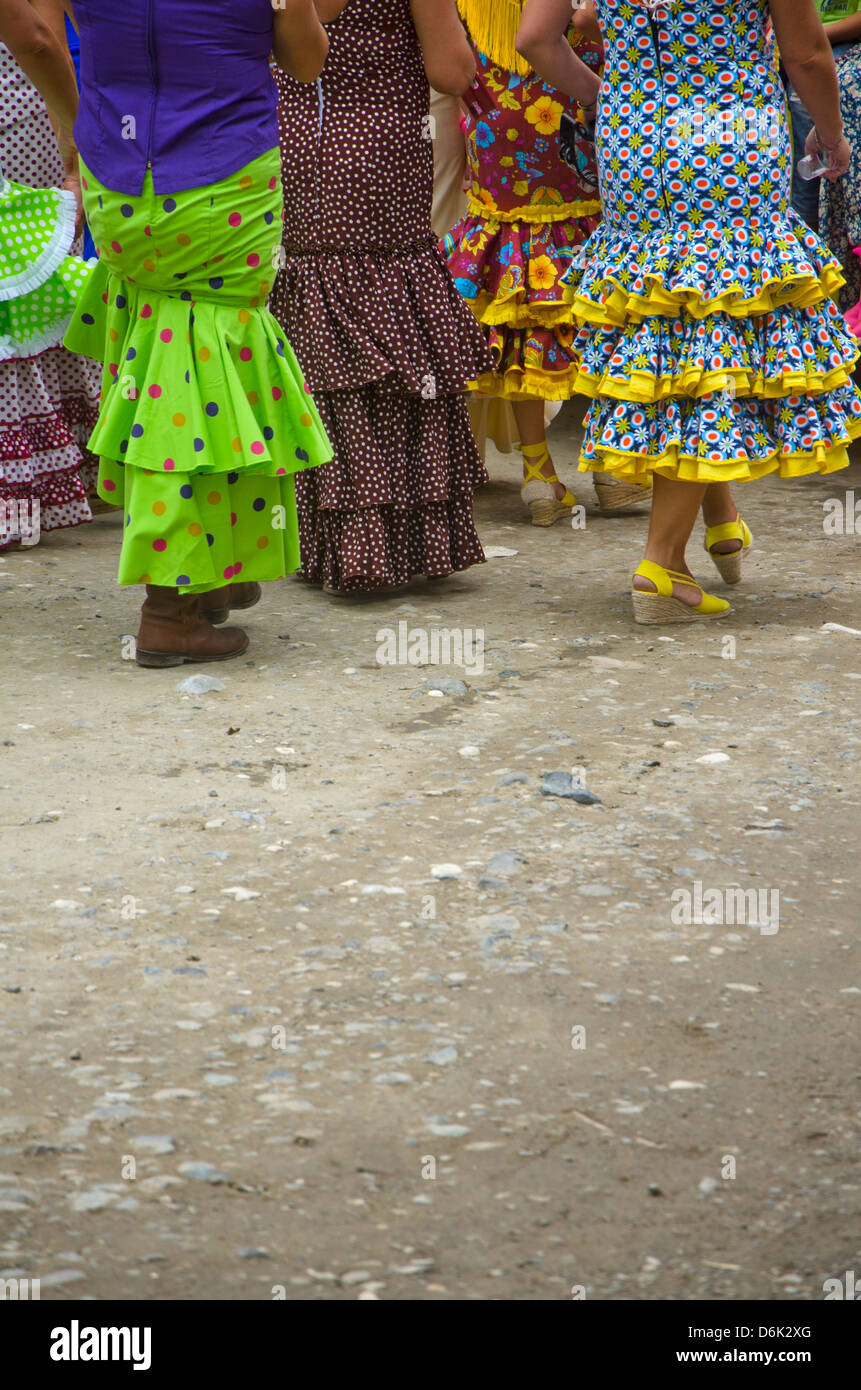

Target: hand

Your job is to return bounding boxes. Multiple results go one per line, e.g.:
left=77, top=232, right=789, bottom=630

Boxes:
left=806, top=125, right=851, bottom=182
left=61, top=170, right=85, bottom=242
left=57, top=126, right=85, bottom=241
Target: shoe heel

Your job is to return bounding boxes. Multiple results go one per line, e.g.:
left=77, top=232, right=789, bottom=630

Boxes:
left=199, top=607, right=230, bottom=625
left=632, top=591, right=699, bottom=625
left=711, top=551, right=743, bottom=585
left=135, top=649, right=188, bottom=668
left=595, top=481, right=650, bottom=513
left=529, top=498, right=572, bottom=527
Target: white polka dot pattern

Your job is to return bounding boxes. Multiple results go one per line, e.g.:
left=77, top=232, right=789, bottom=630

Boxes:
left=269, top=0, right=491, bottom=592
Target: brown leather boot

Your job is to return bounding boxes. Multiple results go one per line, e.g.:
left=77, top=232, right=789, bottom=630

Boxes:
left=136, top=585, right=249, bottom=668
left=199, top=581, right=263, bottom=625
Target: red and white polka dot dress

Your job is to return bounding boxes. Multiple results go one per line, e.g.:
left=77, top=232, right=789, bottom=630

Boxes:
left=0, top=44, right=101, bottom=548
left=270, top=0, right=493, bottom=592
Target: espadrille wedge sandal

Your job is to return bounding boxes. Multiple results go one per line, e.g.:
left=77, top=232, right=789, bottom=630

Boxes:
left=704, top=514, right=753, bottom=586
left=593, top=472, right=652, bottom=514
left=632, top=559, right=731, bottom=625
left=520, top=442, right=576, bottom=527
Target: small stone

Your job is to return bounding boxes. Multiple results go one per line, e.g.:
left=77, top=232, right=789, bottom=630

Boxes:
left=421, top=677, right=468, bottom=696
left=70, top=1189, right=117, bottom=1213
left=696, top=752, right=731, bottom=765
left=341, top=1270, right=373, bottom=1287
left=374, top=1072, right=414, bottom=1085
left=39, top=1270, right=86, bottom=1287
left=221, top=886, right=261, bottom=901
left=178, top=1161, right=229, bottom=1184
left=540, top=771, right=601, bottom=805
left=238, top=1247, right=270, bottom=1260
left=669, top=1080, right=706, bottom=1090
left=430, top=863, right=464, bottom=880
left=485, top=850, right=526, bottom=878
left=176, top=674, right=225, bottom=694
left=426, top=1047, right=457, bottom=1067
left=426, top=1123, right=471, bottom=1138
left=132, top=1135, right=175, bottom=1155
left=204, top=1072, right=238, bottom=1087
left=699, top=1176, right=719, bottom=1196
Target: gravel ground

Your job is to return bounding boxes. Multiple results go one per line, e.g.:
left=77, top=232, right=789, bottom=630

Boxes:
left=1, top=403, right=859, bottom=1302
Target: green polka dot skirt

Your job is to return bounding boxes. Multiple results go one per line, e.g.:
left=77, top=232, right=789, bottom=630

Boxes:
left=64, top=148, right=332, bottom=592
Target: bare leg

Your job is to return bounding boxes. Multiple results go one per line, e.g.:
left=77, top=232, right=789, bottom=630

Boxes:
left=634, top=473, right=709, bottom=606
left=513, top=399, right=565, bottom=500
left=702, top=481, right=743, bottom=555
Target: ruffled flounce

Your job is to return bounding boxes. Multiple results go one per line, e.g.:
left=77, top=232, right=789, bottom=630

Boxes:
left=0, top=344, right=100, bottom=542
left=64, top=259, right=332, bottom=479
left=564, top=211, right=846, bottom=326
left=572, top=298, right=860, bottom=404
left=0, top=458, right=92, bottom=544
left=580, top=381, right=861, bottom=484
left=471, top=323, right=581, bottom=402
left=295, top=383, right=487, bottom=593
left=0, top=182, right=76, bottom=300
left=270, top=236, right=492, bottom=396
left=445, top=211, right=599, bottom=331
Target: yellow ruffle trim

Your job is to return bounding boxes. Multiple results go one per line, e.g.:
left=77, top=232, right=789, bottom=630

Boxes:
left=470, top=290, right=578, bottom=330
left=567, top=264, right=847, bottom=327
left=573, top=360, right=857, bottom=405
left=469, top=363, right=582, bottom=403
left=467, top=193, right=601, bottom=225
left=578, top=425, right=861, bottom=487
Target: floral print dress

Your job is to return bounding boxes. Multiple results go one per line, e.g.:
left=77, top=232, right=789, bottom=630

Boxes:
left=564, top=0, right=861, bottom=483
left=444, top=25, right=603, bottom=402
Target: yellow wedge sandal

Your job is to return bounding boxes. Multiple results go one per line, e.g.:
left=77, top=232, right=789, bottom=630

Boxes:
left=520, top=442, right=576, bottom=527
left=632, top=559, right=732, bottom=625
left=704, top=514, right=753, bottom=586
left=593, top=471, right=652, bottom=515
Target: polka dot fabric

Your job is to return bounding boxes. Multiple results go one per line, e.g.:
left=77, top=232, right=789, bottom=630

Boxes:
left=269, top=0, right=492, bottom=593
left=64, top=149, right=332, bottom=593
left=0, top=176, right=91, bottom=358
left=0, top=44, right=100, bottom=545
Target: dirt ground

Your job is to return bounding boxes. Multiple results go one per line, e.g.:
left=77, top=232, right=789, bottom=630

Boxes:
left=1, top=403, right=859, bottom=1302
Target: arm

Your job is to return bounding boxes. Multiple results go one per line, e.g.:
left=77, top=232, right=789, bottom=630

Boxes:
left=273, top=0, right=329, bottom=82
left=0, top=0, right=78, bottom=128
left=823, top=15, right=861, bottom=46
left=770, top=0, right=850, bottom=178
left=571, top=0, right=601, bottom=47
left=314, top=0, right=350, bottom=19
left=0, top=0, right=83, bottom=227
left=516, top=0, right=601, bottom=108
left=409, top=0, right=475, bottom=98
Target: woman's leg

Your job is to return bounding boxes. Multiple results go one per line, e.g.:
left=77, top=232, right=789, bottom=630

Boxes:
left=634, top=473, right=709, bottom=605
left=513, top=399, right=565, bottom=500
left=702, top=480, right=744, bottom=553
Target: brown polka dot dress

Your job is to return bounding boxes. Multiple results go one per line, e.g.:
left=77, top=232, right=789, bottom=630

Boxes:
left=0, top=45, right=101, bottom=548
left=270, top=0, right=493, bottom=593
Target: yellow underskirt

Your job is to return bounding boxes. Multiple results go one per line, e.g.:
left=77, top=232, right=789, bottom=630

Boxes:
left=573, top=360, right=857, bottom=405
left=579, top=424, right=861, bottom=486
left=470, top=291, right=579, bottom=331
left=567, top=263, right=847, bottom=327
left=467, top=193, right=602, bottom=225
left=468, top=363, right=583, bottom=403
